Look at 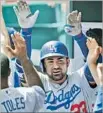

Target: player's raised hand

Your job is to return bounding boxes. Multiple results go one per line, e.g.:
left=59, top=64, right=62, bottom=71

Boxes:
left=6, top=32, right=28, bottom=60
left=0, top=4, right=14, bottom=58
left=64, top=10, right=82, bottom=36
left=86, top=38, right=101, bottom=65
left=13, top=0, right=39, bottom=28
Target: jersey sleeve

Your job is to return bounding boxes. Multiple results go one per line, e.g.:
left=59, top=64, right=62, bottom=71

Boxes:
left=20, top=28, right=32, bottom=58
left=93, top=86, right=103, bottom=113
left=83, top=63, right=95, bottom=82
left=31, top=86, right=45, bottom=112
left=73, top=32, right=88, bottom=59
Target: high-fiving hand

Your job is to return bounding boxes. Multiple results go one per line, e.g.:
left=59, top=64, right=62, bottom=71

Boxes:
left=13, top=0, right=39, bottom=28
left=86, top=38, right=102, bottom=65
left=64, top=10, right=82, bottom=36
left=6, top=32, right=28, bottom=60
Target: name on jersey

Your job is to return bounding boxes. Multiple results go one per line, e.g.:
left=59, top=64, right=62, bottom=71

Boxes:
left=1, top=97, right=25, bottom=112
left=45, top=84, right=81, bottom=110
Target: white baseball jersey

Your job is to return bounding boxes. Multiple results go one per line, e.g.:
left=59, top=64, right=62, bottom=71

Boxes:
left=91, top=87, right=98, bottom=110
left=8, top=59, right=16, bottom=87
left=0, top=86, right=45, bottom=112
left=38, top=66, right=96, bottom=112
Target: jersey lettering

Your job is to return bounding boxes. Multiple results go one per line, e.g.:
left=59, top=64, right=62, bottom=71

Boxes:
left=45, top=84, right=81, bottom=110
left=1, top=97, right=25, bottom=112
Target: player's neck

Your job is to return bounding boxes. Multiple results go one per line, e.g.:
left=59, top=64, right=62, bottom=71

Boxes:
left=1, top=78, right=9, bottom=89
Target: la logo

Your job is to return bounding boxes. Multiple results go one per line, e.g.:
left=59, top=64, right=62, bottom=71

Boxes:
left=49, top=45, right=57, bottom=53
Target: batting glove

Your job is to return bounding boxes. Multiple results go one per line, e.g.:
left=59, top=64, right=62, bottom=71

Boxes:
left=64, top=10, right=82, bottom=36
left=13, top=0, right=39, bottom=28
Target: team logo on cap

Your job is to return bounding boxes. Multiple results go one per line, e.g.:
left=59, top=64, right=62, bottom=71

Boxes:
left=49, top=45, right=57, bottom=53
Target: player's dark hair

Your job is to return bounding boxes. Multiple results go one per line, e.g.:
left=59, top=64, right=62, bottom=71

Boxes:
left=0, top=53, right=10, bottom=77
left=86, top=28, right=102, bottom=47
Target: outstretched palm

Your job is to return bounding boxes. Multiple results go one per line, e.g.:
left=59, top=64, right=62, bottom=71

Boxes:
left=6, top=33, right=28, bottom=60
left=86, top=38, right=101, bottom=64
left=13, top=0, right=39, bottom=28
left=65, top=10, right=82, bottom=36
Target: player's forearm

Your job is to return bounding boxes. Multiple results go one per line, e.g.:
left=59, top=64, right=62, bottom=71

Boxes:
left=20, top=57, right=44, bottom=89
left=73, top=32, right=88, bottom=58
left=21, top=28, right=32, bottom=58
left=88, top=63, right=99, bottom=85
left=83, top=63, right=95, bottom=83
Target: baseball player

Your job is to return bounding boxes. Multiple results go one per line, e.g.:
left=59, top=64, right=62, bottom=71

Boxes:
left=6, top=30, right=99, bottom=112
left=64, top=10, right=102, bottom=110
left=0, top=53, right=45, bottom=112
left=64, top=10, right=102, bottom=85
left=5, top=1, right=99, bottom=112
left=86, top=38, right=103, bottom=112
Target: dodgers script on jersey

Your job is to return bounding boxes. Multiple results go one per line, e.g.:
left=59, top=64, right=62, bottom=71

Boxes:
left=0, top=86, right=45, bottom=112
left=38, top=67, right=96, bottom=112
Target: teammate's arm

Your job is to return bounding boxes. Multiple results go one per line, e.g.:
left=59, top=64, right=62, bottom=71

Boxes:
left=64, top=10, right=88, bottom=58
left=87, top=41, right=103, bottom=112
left=13, top=0, right=39, bottom=87
left=0, top=3, right=13, bottom=58
left=86, top=38, right=102, bottom=85
left=64, top=10, right=95, bottom=84
left=6, top=32, right=44, bottom=89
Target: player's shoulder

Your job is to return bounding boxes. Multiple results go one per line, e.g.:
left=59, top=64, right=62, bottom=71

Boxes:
left=1, top=87, right=25, bottom=97
left=68, top=68, right=83, bottom=78
left=69, top=72, right=81, bottom=83
left=17, top=85, right=44, bottom=94
left=16, top=86, right=33, bottom=93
